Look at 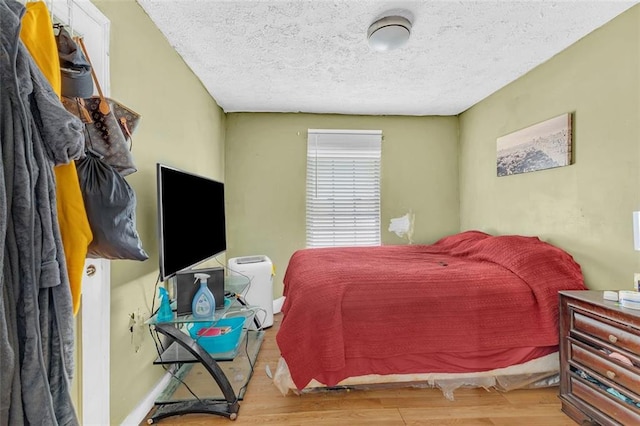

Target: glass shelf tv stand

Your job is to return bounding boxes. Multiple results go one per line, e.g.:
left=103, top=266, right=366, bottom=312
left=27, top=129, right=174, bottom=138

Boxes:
left=145, top=275, right=264, bottom=423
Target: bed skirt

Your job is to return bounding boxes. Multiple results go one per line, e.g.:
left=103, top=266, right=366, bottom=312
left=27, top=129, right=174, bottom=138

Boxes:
left=272, top=352, right=560, bottom=401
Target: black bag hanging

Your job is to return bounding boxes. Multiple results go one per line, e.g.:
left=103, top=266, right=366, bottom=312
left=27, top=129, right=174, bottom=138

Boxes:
left=76, top=151, right=148, bottom=260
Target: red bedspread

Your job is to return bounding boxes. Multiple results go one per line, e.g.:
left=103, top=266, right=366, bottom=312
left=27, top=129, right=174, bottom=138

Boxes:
left=276, top=231, right=586, bottom=389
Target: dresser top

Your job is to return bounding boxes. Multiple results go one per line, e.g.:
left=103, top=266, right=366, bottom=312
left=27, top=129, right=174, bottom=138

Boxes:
left=560, top=290, right=640, bottom=319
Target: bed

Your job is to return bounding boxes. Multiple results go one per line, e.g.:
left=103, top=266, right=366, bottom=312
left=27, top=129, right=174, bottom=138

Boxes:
left=273, top=230, right=587, bottom=398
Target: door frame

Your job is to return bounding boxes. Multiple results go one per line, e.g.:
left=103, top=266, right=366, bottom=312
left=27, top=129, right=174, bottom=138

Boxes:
left=50, top=1, right=111, bottom=424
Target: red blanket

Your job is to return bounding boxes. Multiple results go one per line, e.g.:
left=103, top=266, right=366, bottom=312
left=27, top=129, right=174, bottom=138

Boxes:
left=276, top=231, right=586, bottom=389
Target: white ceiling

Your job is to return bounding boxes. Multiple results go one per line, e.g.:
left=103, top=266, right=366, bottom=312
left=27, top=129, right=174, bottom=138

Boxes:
left=137, top=1, right=638, bottom=116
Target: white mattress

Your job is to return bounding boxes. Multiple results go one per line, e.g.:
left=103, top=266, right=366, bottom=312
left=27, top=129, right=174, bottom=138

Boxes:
left=272, top=352, right=560, bottom=400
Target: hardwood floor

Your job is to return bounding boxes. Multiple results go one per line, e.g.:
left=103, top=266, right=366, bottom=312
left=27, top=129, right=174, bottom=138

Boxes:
left=144, top=314, right=576, bottom=425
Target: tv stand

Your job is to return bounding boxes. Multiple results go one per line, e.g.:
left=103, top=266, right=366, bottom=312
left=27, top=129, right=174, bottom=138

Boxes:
left=146, top=276, right=263, bottom=423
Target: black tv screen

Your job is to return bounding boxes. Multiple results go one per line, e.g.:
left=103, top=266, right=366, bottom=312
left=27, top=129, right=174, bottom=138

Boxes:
left=157, top=163, right=226, bottom=282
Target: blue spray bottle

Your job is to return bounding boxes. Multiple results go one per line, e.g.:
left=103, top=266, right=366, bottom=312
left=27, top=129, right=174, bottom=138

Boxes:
left=192, top=273, right=216, bottom=319
left=157, top=287, right=174, bottom=322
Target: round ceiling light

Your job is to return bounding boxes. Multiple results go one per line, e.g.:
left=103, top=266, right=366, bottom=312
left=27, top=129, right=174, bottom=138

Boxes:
left=367, top=15, right=412, bottom=52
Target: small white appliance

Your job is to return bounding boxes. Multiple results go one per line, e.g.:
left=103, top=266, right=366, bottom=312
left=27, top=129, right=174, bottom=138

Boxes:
left=227, top=255, right=274, bottom=328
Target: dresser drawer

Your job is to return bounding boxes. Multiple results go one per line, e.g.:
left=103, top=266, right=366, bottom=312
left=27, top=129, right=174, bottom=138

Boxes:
left=561, top=291, right=640, bottom=425
left=570, top=374, right=640, bottom=425
left=573, top=311, right=640, bottom=354
left=570, top=340, right=640, bottom=397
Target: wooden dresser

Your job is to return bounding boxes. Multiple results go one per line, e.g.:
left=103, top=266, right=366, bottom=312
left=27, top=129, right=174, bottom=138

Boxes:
left=559, top=290, right=640, bottom=425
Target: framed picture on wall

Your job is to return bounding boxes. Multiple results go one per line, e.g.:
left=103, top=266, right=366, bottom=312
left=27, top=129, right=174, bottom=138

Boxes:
left=496, top=112, right=572, bottom=177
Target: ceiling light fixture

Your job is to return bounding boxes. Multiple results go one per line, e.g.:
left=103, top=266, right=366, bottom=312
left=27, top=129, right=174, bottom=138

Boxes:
left=367, top=15, right=412, bottom=52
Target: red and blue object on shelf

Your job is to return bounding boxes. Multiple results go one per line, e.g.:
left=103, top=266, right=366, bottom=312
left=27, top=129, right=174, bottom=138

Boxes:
left=187, top=316, right=245, bottom=353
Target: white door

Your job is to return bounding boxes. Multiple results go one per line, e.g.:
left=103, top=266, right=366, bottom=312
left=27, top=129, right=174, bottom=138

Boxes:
left=49, top=1, right=111, bottom=424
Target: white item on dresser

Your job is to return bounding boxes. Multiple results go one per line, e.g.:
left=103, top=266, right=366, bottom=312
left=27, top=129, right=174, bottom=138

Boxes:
left=619, top=290, right=640, bottom=310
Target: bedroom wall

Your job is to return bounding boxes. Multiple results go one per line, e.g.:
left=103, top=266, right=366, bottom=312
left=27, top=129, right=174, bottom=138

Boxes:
left=69, top=3, right=638, bottom=423
left=225, top=113, right=460, bottom=297
left=458, top=6, right=640, bottom=290
left=93, top=1, right=226, bottom=423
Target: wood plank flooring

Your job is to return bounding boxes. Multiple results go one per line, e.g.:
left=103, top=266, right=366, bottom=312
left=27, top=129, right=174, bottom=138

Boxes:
left=144, top=314, right=576, bottom=425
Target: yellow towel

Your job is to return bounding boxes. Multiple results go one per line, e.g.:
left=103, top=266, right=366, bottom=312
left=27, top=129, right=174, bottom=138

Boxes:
left=21, top=1, right=93, bottom=316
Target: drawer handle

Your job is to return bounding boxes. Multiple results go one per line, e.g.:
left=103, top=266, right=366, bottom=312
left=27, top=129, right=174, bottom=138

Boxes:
left=608, top=334, right=618, bottom=344
left=606, top=371, right=616, bottom=380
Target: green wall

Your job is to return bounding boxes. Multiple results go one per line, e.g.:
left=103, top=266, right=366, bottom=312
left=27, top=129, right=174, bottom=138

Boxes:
left=458, top=7, right=640, bottom=290
left=225, top=113, right=460, bottom=296
left=94, top=1, right=226, bottom=423
left=79, top=2, right=640, bottom=423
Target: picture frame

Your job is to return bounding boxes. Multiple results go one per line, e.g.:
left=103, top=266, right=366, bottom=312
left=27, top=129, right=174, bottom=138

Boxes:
left=497, top=113, right=572, bottom=177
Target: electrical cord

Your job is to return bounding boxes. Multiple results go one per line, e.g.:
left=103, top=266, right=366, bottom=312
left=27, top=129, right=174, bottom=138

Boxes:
left=147, top=273, right=164, bottom=357
left=149, top=292, right=251, bottom=405
left=232, top=295, right=266, bottom=330
left=147, top=265, right=262, bottom=411
left=148, top=273, right=205, bottom=405
left=232, top=327, right=256, bottom=404
left=150, top=273, right=161, bottom=317
left=149, top=325, right=205, bottom=404
left=213, top=255, right=254, bottom=299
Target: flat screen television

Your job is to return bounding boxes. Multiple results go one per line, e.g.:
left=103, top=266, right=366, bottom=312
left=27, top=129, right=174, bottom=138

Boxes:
left=156, top=163, right=226, bottom=282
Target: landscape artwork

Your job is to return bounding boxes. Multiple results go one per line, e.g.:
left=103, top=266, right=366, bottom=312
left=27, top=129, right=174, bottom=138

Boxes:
left=497, top=113, right=572, bottom=177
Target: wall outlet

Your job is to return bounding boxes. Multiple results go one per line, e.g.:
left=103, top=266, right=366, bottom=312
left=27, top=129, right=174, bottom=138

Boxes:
left=634, top=273, right=640, bottom=292
left=128, top=309, right=149, bottom=353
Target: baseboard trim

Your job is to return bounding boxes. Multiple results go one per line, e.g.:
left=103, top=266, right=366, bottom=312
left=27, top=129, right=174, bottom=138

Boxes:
left=120, top=369, right=174, bottom=425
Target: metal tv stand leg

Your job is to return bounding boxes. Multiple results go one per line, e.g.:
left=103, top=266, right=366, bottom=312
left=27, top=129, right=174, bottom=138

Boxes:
left=149, top=323, right=240, bottom=423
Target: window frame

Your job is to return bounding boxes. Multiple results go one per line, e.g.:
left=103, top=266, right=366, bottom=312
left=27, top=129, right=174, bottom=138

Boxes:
left=305, top=129, right=382, bottom=248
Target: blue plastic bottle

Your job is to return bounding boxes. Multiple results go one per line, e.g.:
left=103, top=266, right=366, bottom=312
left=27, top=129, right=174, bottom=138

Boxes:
left=192, top=273, right=216, bottom=319
left=157, top=287, right=174, bottom=322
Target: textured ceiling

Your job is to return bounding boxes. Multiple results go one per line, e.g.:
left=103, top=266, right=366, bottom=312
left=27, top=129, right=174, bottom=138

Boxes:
left=137, top=1, right=638, bottom=116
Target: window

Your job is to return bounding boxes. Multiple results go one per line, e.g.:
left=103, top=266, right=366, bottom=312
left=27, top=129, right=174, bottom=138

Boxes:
left=306, top=129, right=382, bottom=248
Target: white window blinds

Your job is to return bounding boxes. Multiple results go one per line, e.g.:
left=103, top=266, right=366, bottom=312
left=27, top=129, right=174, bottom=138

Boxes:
left=306, top=129, right=382, bottom=248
